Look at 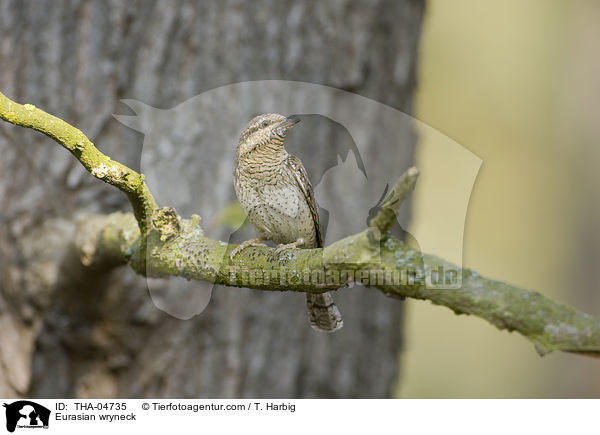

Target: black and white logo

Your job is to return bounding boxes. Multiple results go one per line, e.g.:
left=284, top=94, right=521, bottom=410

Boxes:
left=3, top=401, right=50, bottom=433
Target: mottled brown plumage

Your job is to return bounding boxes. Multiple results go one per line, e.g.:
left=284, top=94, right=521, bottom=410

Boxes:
left=232, top=113, right=343, bottom=332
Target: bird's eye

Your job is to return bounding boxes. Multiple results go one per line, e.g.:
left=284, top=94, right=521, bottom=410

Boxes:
left=262, top=121, right=269, bottom=127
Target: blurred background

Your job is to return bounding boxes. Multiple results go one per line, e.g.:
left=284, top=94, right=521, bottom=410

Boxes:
left=0, top=0, right=421, bottom=399
left=402, top=0, right=600, bottom=397
left=1, top=0, right=599, bottom=399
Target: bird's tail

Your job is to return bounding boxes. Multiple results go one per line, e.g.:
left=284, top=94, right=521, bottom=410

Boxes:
left=306, top=292, right=343, bottom=332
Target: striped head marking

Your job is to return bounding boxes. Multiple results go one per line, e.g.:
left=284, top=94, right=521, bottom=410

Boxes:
left=237, top=113, right=300, bottom=157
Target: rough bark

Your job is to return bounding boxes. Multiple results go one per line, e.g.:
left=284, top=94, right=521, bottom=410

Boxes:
left=0, top=0, right=424, bottom=398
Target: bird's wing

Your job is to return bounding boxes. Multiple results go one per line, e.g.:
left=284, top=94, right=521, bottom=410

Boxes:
left=284, top=154, right=323, bottom=248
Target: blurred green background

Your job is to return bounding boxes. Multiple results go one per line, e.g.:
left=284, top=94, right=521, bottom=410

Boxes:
left=399, top=0, right=600, bottom=397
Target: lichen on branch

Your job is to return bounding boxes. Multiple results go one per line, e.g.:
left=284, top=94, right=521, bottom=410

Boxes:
left=2, top=89, right=600, bottom=358
left=76, top=210, right=600, bottom=357
left=0, top=91, right=157, bottom=233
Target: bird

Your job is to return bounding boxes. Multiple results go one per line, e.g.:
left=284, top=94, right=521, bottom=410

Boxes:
left=230, top=113, right=343, bottom=332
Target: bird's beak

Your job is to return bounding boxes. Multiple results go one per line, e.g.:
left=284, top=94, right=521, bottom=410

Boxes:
left=279, top=117, right=301, bottom=129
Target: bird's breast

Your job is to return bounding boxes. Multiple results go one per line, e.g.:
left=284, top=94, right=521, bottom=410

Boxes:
left=235, top=177, right=301, bottom=218
left=234, top=171, right=316, bottom=245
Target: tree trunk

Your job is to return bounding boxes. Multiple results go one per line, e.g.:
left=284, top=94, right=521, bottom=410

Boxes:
left=0, top=0, right=424, bottom=398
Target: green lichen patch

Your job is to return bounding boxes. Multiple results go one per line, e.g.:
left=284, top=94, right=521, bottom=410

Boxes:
left=151, top=207, right=181, bottom=242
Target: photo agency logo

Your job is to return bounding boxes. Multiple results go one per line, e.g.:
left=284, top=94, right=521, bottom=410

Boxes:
left=3, top=401, right=50, bottom=432
left=114, top=80, right=481, bottom=320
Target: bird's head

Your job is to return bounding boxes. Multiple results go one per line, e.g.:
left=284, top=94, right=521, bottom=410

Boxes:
left=237, top=113, right=300, bottom=157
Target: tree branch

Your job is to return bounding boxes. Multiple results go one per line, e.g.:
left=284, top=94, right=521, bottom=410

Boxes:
left=2, top=90, right=600, bottom=357
left=0, top=91, right=157, bottom=234
left=369, top=165, right=419, bottom=234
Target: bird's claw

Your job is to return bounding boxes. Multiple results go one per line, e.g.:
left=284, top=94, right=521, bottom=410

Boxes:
left=229, top=238, right=267, bottom=261
left=267, top=238, right=305, bottom=261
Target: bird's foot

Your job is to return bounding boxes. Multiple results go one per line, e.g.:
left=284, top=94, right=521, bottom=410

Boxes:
left=268, top=238, right=305, bottom=261
left=229, top=238, right=268, bottom=261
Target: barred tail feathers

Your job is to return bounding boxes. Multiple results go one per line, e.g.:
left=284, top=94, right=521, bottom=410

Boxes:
left=306, top=292, right=343, bottom=332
